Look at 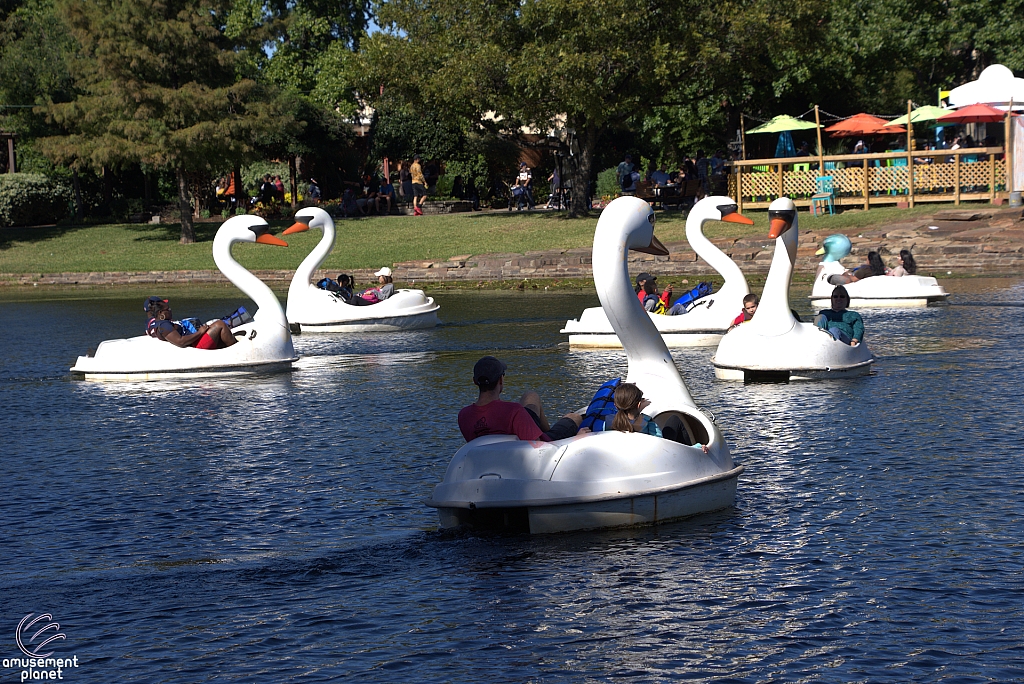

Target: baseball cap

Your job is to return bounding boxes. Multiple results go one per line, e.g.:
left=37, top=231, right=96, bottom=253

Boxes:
left=374, top=267, right=392, bottom=277
left=144, top=296, right=168, bottom=312
left=635, top=272, right=655, bottom=287
left=473, top=356, right=507, bottom=386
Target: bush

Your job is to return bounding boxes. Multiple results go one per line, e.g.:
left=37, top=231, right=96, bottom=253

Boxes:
left=596, top=167, right=620, bottom=199
left=0, top=173, right=73, bottom=227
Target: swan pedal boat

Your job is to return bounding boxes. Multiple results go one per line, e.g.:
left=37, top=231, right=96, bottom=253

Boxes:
left=712, top=198, right=874, bottom=382
left=560, top=196, right=752, bottom=348
left=284, top=207, right=440, bottom=332
left=809, top=234, right=949, bottom=308
left=428, top=197, right=743, bottom=534
left=70, top=216, right=298, bottom=381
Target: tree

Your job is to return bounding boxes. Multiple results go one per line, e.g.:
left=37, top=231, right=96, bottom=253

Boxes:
left=359, top=0, right=677, bottom=215
left=0, top=0, right=77, bottom=167
left=39, top=0, right=286, bottom=242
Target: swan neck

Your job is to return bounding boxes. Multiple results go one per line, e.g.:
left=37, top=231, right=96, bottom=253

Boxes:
left=289, top=221, right=335, bottom=303
left=593, top=218, right=696, bottom=408
left=687, top=213, right=747, bottom=297
left=215, top=235, right=286, bottom=322
left=755, top=229, right=797, bottom=330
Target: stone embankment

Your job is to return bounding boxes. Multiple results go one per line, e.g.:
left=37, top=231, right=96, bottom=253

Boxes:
left=5, top=208, right=1023, bottom=287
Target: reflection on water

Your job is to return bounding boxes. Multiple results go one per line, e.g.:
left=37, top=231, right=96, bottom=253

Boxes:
left=1, top=279, right=1023, bottom=682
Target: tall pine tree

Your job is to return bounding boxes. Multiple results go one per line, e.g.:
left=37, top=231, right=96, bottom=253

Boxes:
left=40, top=0, right=286, bottom=242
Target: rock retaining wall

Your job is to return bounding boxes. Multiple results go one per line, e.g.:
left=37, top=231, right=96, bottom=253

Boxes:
left=4, top=208, right=1022, bottom=287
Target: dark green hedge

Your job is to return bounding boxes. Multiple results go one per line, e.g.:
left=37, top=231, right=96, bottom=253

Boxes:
left=0, top=173, right=73, bottom=227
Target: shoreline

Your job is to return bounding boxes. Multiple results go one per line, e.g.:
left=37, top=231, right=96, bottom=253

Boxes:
left=3, top=206, right=1022, bottom=288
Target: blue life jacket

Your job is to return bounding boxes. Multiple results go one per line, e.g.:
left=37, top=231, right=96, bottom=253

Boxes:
left=580, top=378, right=622, bottom=432
left=317, top=277, right=341, bottom=292
left=221, top=306, right=252, bottom=328
left=177, top=317, right=202, bottom=335
left=671, top=281, right=713, bottom=312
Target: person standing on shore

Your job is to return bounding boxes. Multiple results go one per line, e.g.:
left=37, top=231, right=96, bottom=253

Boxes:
left=410, top=155, right=428, bottom=216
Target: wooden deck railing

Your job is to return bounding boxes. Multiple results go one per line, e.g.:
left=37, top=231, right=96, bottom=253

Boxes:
left=727, top=147, right=1006, bottom=211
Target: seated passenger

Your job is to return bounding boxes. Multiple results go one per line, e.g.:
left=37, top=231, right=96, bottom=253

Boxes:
left=336, top=273, right=355, bottom=302
left=814, top=285, right=864, bottom=346
left=635, top=272, right=671, bottom=313
left=610, top=382, right=662, bottom=436
left=886, top=249, right=917, bottom=277
left=457, top=356, right=584, bottom=442
left=610, top=382, right=709, bottom=452
left=731, top=293, right=758, bottom=326
left=377, top=178, right=395, bottom=215
left=350, top=267, right=396, bottom=305
left=850, top=251, right=887, bottom=280
left=144, top=296, right=236, bottom=349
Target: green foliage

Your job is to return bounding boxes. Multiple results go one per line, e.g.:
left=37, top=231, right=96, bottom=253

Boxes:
left=595, top=168, right=620, bottom=199
left=0, top=0, right=77, bottom=138
left=369, top=96, right=468, bottom=163
left=243, top=161, right=290, bottom=198
left=37, top=0, right=291, bottom=241
left=0, top=172, right=72, bottom=226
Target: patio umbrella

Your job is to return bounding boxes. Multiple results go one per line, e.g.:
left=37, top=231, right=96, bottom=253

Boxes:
left=746, top=115, right=820, bottom=134
left=825, top=113, right=904, bottom=136
left=884, top=105, right=949, bottom=127
left=937, top=103, right=1011, bottom=124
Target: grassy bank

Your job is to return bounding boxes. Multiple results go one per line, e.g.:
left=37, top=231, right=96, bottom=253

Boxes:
left=0, top=203, right=985, bottom=275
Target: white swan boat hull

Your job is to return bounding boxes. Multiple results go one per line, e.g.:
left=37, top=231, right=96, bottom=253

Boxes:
left=429, top=433, right=743, bottom=534
left=289, top=288, right=440, bottom=332
left=431, top=197, right=742, bottom=534
left=71, top=320, right=297, bottom=381
left=712, top=197, right=875, bottom=382
left=810, top=274, right=950, bottom=308
left=70, top=216, right=298, bottom=381
left=562, top=196, right=750, bottom=349
left=562, top=307, right=726, bottom=348
left=285, top=207, right=441, bottom=332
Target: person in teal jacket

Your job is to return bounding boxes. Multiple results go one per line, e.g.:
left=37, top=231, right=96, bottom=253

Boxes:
left=814, top=285, right=864, bottom=345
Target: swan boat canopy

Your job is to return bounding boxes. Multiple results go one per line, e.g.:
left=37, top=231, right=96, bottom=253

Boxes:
left=810, top=233, right=949, bottom=308
left=712, top=198, right=874, bottom=382
left=561, top=196, right=752, bottom=348
left=70, top=215, right=298, bottom=381
left=428, top=196, right=743, bottom=534
left=283, top=207, right=440, bottom=332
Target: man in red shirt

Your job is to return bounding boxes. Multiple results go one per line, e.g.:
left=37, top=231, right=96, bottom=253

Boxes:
left=458, top=356, right=584, bottom=442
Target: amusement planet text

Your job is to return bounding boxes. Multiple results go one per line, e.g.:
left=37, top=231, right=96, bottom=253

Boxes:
left=3, top=656, right=80, bottom=681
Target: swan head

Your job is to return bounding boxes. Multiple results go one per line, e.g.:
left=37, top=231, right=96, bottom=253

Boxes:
left=285, top=206, right=333, bottom=235
left=815, top=233, right=852, bottom=262
left=767, top=197, right=798, bottom=239
left=598, top=196, right=668, bottom=255
left=215, top=215, right=288, bottom=246
left=693, top=196, right=755, bottom=226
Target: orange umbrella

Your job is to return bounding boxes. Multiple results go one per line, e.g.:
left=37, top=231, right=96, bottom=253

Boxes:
left=825, top=112, right=904, bottom=137
left=937, top=103, right=1010, bottom=124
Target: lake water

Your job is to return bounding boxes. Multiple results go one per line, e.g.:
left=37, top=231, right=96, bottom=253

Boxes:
left=2, top=279, right=1023, bottom=683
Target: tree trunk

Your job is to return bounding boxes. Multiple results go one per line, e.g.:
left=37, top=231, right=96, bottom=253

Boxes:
left=72, top=169, right=84, bottom=222
left=289, top=156, right=298, bottom=209
left=233, top=164, right=242, bottom=212
left=567, top=123, right=597, bottom=218
left=177, top=167, right=196, bottom=244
